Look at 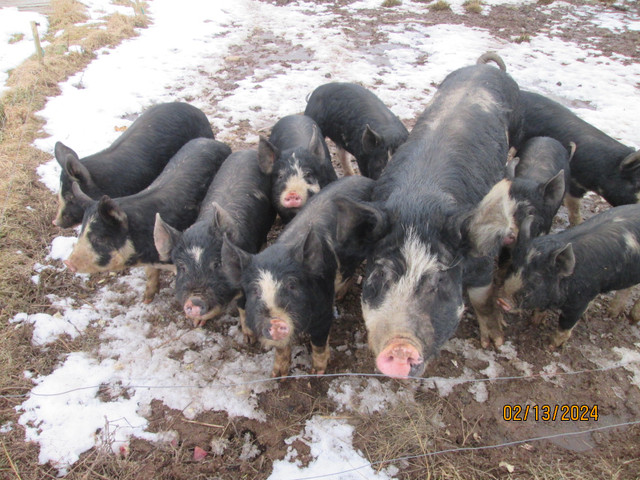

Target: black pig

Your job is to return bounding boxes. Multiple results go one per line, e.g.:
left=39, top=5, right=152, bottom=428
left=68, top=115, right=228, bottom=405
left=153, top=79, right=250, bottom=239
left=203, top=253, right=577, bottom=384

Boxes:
left=54, top=102, right=214, bottom=228
left=304, top=82, right=408, bottom=180
left=221, top=176, right=388, bottom=377
left=499, top=205, right=640, bottom=349
left=519, top=90, right=640, bottom=225
left=258, top=114, right=337, bottom=223
left=64, top=138, right=231, bottom=302
left=154, top=150, right=275, bottom=330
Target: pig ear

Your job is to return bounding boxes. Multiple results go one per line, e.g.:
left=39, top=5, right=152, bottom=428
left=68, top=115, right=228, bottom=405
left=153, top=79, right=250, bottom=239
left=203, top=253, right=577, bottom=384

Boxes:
left=309, top=124, right=327, bottom=160
left=466, top=179, right=517, bottom=257
left=65, top=155, right=92, bottom=186
left=97, top=196, right=128, bottom=227
left=296, top=228, right=326, bottom=274
left=505, top=156, right=519, bottom=180
left=566, top=142, right=577, bottom=162
left=361, top=124, right=382, bottom=153
left=210, top=202, right=239, bottom=242
left=71, top=181, right=94, bottom=210
left=552, top=243, right=575, bottom=277
left=620, top=151, right=640, bottom=174
left=154, top=213, right=181, bottom=262
left=518, top=215, right=534, bottom=246
left=257, top=135, right=278, bottom=175
left=54, top=141, right=79, bottom=169
left=220, top=234, right=252, bottom=286
left=334, top=196, right=389, bottom=246
left=542, top=170, right=565, bottom=208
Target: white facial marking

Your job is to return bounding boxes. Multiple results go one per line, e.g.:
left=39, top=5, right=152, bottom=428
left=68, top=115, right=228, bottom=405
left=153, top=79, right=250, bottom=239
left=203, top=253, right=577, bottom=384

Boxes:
left=279, top=160, right=320, bottom=206
left=470, top=179, right=517, bottom=254
left=188, top=246, right=204, bottom=264
left=257, top=269, right=281, bottom=312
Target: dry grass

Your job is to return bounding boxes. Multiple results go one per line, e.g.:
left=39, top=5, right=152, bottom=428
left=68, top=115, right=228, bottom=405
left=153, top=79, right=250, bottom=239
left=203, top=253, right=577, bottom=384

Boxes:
left=463, top=0, right=483, bottom=13
left=381, top=0, right=402, bottom=7
left=429, top=0, right=452, bottom=11
left=0, top=1, right=147, bottom=478
left=515, top=33, right=531, bottom=43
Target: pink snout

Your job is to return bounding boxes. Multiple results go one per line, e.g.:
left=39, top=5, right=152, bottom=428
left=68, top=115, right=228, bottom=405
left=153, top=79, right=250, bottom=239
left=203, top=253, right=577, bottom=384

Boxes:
left=376, top=341, right=424, bottom=378
left=63, top=259, right=77, bottom=273
left=269, top=318, right=290, bottom=341
left=503, top=230, right=517, bottom=246
left=282, top=192, right=303, bottom=209
left=184, top=297, right=207, bottom=320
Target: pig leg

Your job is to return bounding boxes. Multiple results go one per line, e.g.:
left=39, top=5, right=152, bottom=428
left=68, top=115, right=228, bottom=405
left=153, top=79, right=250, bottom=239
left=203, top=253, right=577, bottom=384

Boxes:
left=337, top=147, right=356, bottom=176
left=564, top=194, right=583, bottom=226
left=272, top=344, right=292, bottom=378
left=469, top=283, right=505, bottom=348
left=609, top=288, right=632, bottom=318
left=238, top=307, right=256, bottom=345
left=311, top=337, right=331, bottom=375
left=549, top=303, right=587, bottom=350
left=143, top=266, right=160, bottom=303
left=335, top=275, right=355, bottom=301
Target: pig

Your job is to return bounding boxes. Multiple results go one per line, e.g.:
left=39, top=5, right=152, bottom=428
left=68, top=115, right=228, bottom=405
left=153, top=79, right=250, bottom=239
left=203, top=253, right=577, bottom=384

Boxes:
left=507, top=136, right=573, bottom=238
left=304, top=82, right=409, bottom=180
left=498, top=204, right=640, bottom=349
left=153, top=150, right=276, bottom=329
left=258, top=114, right=337, bottom=223
left=221, top=176, right=388, bottom=377
left=357, top=53, right=524, bottom=377
left=54, top=102, right=215, bottom=228
left=518, top=90, right=640, bottom=225
left=64, top=138, right=231, bottom=302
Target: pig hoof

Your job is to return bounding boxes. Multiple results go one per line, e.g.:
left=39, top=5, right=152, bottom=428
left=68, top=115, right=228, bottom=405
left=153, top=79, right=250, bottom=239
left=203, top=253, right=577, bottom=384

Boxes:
left=243, top=333, right=256, bottom=345
left=143, top=296, right=154, bottom=304
left=480, top=337, right=491, bottom=349
left=310, top=368, right=325, bottom=375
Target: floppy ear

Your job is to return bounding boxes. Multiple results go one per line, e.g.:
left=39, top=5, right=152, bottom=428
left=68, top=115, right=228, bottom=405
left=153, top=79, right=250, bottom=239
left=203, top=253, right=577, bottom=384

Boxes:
left=517, top=215, right=534, bottom=247
left=97, top=196, right=127, bottom=227
left=220, top=234, right=253, bottom=286
left=552, top=243, right=575, bottom=277
left=71, top=181, right=94, bottom=209
left=466, top=179, right=517, bottom=257
left=210, top=202, right=239, bottom=242
left=505, top=156, right=519, bottom=180
left=257, top=135, right=279, bottom=175
left=361, top=124, right=382, bottom=153
left=54, top=142, right=79, bottom=169
left=309, top=124, right=328, bottom=160
left=620, top=151, right=640, bottom=174
left=333, top=196, right=389, bottom=246
left=154, top=213, right=182, bottom=262
left=295, top=228, right=326, bottom=274
left=566, top=142, right=577, bottom=162
left=542, top=170, right=565, bottom=208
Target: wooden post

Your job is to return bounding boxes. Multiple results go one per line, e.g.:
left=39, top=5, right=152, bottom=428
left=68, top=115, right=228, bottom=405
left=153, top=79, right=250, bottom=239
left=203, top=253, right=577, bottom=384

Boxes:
left=31, top=21, right=43, bottom=64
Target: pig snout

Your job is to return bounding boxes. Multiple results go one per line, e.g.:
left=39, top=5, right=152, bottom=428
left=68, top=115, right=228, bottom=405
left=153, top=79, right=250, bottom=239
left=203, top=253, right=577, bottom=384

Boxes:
left=282, top=192, right=303, bottom=209
left=63, top=259, right=77, bottom=273
left=184, top=297, right=208, bottom=320
left=503, top=230, right=517, bottom=246
left=376, top=340, right=424, bottom=378
left=265, top=318, right=290, bottom=341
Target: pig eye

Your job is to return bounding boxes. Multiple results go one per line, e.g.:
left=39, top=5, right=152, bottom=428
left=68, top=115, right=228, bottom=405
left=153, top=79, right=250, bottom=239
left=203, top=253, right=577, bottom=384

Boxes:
left=526, top=206, right=536, bottom=216
left=286, top=278, right=298, bottom=291
left=277, top=171, right=286, bottom=180
left=303, top=171, right=313, bottom=181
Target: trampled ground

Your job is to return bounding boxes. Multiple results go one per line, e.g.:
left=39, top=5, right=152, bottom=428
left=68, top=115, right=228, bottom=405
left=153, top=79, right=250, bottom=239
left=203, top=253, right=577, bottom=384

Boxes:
left=1, top=0, right=640, bottom=478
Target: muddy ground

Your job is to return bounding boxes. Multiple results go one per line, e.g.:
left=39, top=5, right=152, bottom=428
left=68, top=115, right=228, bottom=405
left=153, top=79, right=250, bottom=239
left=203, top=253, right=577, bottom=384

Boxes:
left=6, top=0, right=640, bottom=478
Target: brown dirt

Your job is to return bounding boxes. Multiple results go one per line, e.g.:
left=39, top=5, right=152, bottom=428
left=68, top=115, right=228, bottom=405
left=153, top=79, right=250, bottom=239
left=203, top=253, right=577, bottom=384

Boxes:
left=2, top=1, right=640, bottom=479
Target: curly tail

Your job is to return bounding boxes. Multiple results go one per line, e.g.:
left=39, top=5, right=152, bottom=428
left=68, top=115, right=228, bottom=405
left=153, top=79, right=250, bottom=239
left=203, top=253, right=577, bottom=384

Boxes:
left=476, top=52, right=506, bottom=72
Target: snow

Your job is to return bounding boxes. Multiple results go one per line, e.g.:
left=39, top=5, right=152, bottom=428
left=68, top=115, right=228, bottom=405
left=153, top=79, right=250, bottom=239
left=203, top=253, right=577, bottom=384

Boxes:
left=2, top=0, right=639, bottom=476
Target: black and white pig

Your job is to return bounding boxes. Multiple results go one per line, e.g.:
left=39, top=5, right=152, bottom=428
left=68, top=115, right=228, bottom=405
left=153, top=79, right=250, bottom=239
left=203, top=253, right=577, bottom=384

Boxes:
left=507, top=136, right=572, bottom=238
left=304, top=82, right=409, bottom=180
left=64, top=138, right=231, bottom=302
left=498, top=205, right=640, bottom=349
left=356, top=53, right=524, bottom=378
left=519, top=90, right=640, bottom=225
left=54, top=102, right=215, bottom=228
left=221, top=176, right=388, bottom=377
left=258, top=114, right=337, bottom=223
left=153, top=150, right=275, bottom=328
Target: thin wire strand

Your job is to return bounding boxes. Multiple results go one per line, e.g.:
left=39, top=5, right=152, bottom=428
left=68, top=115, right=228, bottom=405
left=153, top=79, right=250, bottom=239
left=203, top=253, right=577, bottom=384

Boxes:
left=1, top=360, right=633, bottom=399
left=289, top=419, right=640, bottom=480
